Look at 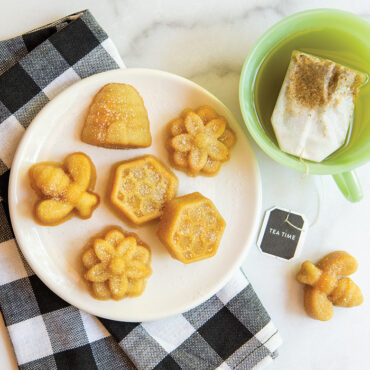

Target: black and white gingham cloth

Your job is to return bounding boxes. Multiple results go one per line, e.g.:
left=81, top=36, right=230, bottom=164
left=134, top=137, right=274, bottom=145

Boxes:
left=0, top=10, right=282, bottom=369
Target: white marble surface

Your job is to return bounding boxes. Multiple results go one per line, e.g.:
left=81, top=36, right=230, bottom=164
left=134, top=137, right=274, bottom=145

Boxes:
left=1, top=1, right=370, bottom=369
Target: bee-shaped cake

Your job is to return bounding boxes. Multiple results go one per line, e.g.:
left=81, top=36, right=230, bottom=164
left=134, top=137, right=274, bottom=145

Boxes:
left=29, top=152, right=99, bottom=225
left=296, top=251, right=363, bottom=321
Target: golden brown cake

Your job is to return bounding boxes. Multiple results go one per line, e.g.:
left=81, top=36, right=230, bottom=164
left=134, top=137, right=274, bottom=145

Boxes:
left=29, top=152, right=99, bottom=225
left=110, top=155, right=178, bottom=224
left=157, top=192, right=226, bottom=264
left=296, top=251, right=363, bottom=321
left=167, top=106, right=236, bottom=176
left=82, top=228, right=152, bottom=300
left=81, top=83, right=152, bottom=149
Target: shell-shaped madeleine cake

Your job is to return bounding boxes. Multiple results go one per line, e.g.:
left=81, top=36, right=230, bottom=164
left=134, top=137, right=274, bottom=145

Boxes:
left=81, top=83, right=152, bottom=149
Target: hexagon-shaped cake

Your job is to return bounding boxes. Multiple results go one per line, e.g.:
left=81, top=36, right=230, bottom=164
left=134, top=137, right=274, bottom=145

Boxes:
left=157, top=192, right=226, bottom=264
left=110, top=155, right=178, bottom=224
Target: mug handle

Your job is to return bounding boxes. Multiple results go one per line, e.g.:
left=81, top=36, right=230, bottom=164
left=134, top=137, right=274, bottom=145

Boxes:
left=332, top=170, right=363, bottom=202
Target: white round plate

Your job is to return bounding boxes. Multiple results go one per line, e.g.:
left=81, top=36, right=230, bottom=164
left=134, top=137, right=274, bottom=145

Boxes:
left=9, top=69, right=261, bottom=322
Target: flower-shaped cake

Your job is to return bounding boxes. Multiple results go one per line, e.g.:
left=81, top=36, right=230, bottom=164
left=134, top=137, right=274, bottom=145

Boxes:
left=82, top=229, right=152, bottom=300
left=168, top=106, right=236, bottom=176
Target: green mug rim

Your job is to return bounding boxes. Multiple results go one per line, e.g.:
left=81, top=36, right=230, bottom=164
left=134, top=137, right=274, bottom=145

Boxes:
left=239, top=8, right=370, bottom=175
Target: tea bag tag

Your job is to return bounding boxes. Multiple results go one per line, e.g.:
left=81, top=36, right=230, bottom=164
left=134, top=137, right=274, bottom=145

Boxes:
left=257, top=207, right=307, bottom=261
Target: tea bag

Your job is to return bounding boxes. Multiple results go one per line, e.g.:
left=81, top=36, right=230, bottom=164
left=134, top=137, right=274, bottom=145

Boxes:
left=271, top=51, right=366, bottom=162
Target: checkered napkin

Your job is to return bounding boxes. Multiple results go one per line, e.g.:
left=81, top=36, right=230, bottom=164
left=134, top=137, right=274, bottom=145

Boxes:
left=0, top=10, right=282, bottom=369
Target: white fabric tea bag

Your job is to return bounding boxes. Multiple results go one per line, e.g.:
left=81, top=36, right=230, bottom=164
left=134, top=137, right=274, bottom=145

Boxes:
left=271, top=51, right=366, bottom=162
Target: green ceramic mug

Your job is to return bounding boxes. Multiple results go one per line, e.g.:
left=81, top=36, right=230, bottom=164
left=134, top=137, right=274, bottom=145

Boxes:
left=239, top=9, right=370, bottom=202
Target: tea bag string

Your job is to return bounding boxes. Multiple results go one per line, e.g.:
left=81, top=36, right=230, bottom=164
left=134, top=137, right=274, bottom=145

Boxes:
left=284, top=176, right=323, bottom=231
left=299, top=151, right=310, bottom=177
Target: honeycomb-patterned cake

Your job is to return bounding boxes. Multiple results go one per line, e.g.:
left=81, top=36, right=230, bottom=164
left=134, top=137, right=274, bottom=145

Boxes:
left=82, top=228, right=152, bottom=300
left=110, top=155, right=178, bottom=224
left=157, top=192, right=226, bottom=264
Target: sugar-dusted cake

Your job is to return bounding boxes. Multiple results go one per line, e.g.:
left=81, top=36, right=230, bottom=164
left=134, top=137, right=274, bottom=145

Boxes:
left=82, top=228, right=152, bottom=300
left=157, top=192, right=226, bottom=263
left=167, top=106, right=236, bottom=176
left=29, top=152, right=99, bottom=225
left=110, top=155, right=178, bottom=224
left=82, top=83, right=152, bottom=149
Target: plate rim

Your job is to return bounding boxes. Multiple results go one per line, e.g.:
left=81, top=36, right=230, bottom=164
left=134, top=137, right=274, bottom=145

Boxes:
left=8, top=68, right=262, bottom=321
